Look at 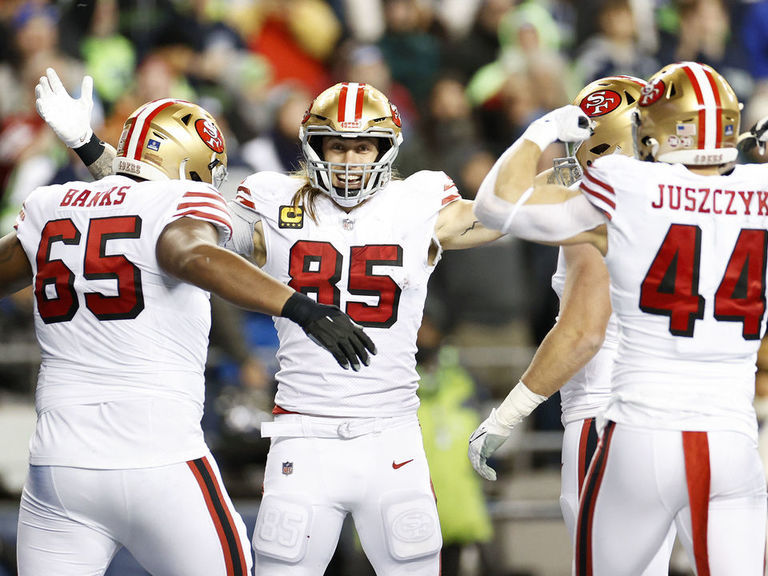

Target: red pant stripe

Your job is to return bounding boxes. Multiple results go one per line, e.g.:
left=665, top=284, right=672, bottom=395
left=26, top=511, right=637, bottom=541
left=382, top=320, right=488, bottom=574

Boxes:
left=683, top=431, right=711, bottom=576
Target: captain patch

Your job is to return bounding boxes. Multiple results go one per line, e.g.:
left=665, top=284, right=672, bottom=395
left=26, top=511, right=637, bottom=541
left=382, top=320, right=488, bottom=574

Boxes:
left=279, top=205, right=304, bottom=229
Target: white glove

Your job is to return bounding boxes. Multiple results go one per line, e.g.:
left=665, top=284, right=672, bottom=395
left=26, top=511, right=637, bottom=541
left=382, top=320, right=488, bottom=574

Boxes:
left=35, top=68, right=94, bottom=148
left=522, top=104, right=593, bottom=152
left=468, top=408, right=514, bottom=481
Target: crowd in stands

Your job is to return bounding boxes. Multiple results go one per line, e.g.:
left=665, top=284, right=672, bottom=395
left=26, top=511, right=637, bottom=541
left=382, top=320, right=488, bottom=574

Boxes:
left=0, top=2, right=766, bottom=572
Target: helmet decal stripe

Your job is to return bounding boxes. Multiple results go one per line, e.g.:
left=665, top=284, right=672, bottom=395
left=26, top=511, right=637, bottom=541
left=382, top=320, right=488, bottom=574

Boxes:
left=702, top=66, right=723, bottom=149
left=682, top=63, right=719, bottom=152
left=338, top=82, right=362, bottom=123
left=123, top=99, right=171, bottom=157
left=126, top=99, right=177, bottom=160
left=337, top=83, right=348, bottom=123
left=355, top=84, right=365, bottom=120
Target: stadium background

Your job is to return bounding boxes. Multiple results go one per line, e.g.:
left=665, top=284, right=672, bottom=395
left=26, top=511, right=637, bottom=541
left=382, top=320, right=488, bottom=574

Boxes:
left=0, top=0, right=766, bottom=574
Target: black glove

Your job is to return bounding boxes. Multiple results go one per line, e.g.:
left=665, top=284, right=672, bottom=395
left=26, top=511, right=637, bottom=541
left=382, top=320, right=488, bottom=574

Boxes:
left=281, top=292, right=377, bottom=370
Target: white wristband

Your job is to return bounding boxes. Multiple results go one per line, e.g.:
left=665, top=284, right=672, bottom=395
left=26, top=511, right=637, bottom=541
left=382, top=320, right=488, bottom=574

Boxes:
left=495, top=380, right=548, bottom=428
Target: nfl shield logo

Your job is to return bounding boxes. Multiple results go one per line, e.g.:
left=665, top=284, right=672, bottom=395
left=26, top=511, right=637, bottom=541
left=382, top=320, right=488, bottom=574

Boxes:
left=282, top=461, right=293, bottom=475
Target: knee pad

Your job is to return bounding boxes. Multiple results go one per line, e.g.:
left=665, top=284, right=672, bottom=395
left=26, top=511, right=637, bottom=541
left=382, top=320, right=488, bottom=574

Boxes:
left=381, top=491, right=442, bottom=561
left=252, top=494, right=312, bottom=563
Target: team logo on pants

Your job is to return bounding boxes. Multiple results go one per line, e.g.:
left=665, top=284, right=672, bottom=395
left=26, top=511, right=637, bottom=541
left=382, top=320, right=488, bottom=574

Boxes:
left=282, top=461, right=294, bottom=475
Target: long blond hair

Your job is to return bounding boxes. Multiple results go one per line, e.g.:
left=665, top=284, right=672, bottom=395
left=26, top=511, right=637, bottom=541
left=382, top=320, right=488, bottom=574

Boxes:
left=289, top=162, right=324, bottom=222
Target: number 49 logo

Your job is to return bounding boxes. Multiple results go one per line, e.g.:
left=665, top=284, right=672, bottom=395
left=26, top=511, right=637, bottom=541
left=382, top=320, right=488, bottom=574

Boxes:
left=639, top=224, right=767, bottom=339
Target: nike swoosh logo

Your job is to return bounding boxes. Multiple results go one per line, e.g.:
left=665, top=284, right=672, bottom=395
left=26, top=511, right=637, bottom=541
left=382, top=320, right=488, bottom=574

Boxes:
left=392, top=459, right=414, bottom=470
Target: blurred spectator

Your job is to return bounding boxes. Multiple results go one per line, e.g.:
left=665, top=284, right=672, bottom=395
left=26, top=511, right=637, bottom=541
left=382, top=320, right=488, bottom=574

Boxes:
left=656, top=0, right=752, bottom=102
left=416, top=307, right=494, bottom=576
left=240, top=83, right=310, bottom=173
left=574, top=0, right=658, bottom=84
left=377, top=0, right=441, bottom=114
left=101, top=51, right=197, bottom=147
left=245, top=0, right=341, bottom=95
left=425, top=73, right=482, bottom=175
left=340, top=0, right=387, bottom=42
left=0, top=1, right=89, bottom=231
left=78, top=0, right=136, bottom=114
left=440, top=0, right=513, bottom=84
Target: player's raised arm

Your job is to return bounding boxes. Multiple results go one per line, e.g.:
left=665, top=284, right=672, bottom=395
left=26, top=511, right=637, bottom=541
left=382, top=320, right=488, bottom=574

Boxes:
left=35, top=68, right=116, bottom=179
left=473, top=105, right=608, bottom=250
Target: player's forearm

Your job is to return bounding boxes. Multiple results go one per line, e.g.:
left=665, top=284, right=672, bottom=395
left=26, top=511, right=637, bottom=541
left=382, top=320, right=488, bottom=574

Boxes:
left=521, top=321, right=605, bottom=397
left=73, top=133, right=117, bottom=179
left=171, top=243, right=293, bottom=316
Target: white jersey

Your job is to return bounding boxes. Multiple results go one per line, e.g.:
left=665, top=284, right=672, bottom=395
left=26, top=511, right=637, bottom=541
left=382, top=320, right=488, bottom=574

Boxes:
left=14, top=175, right=232, bottom=467
left=581, top=155, right=768, bottom=441
left=233, top=170, right=460, bottom=417
left=551, top=249, right=619, bottom=425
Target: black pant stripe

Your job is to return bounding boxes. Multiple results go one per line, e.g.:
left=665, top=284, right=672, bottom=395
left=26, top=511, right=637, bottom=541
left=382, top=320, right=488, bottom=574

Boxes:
left=190, top=457, right=245, bottom=576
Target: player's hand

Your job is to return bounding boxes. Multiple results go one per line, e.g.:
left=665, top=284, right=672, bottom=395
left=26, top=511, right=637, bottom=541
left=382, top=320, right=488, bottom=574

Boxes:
left=35, top=68, right=94, bottom=148
left=281, top=292, right=376, bottom=370
left=748, top=116, right=768, bottom=155
left=522, top=104, right=593, bottom=152
left=468, top=408, right=514, bottom=481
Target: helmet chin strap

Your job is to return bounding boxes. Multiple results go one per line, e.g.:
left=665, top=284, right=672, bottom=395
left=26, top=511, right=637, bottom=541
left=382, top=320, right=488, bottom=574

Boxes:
left=178, top=158, right=189, bottom=181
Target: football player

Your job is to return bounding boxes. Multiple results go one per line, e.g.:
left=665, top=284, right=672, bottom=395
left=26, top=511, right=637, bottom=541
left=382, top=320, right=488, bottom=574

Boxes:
left=5, top=96, right=374, bottom=576
left=468, top=75, right=675, bottom=574
left=473, top=61, right=768, bottom=575
left=35, top=72, right=505, bottom=575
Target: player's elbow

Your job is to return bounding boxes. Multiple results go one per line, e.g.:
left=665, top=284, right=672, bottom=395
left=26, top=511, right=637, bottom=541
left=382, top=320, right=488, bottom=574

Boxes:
left=558, top=321, right=606, bottom=360
left=159, top=244, right=217, bottom=286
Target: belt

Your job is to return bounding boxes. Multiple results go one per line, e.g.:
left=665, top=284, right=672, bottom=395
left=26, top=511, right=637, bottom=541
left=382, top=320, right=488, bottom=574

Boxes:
left=261, top=413, right=417, bottom=439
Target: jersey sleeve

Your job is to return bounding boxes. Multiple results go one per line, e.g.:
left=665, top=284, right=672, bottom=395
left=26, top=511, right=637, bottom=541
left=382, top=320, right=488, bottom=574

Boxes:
left=580, top=157, right=618, bottom=220
left=169, top=183, right=233, bottom=245
left=402, top=170, right=461, bottom=218
left=232, top=171, right=291, bottom=219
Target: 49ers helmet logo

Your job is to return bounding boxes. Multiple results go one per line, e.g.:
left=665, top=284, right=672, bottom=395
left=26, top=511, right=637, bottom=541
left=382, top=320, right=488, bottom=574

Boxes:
left=639, top=79, right=665, bottom=107
left=390, top=103, right=402, bottom=127
left=195, top=118, right=225, bottom=153
left=580, top=90, right=621, bottom=117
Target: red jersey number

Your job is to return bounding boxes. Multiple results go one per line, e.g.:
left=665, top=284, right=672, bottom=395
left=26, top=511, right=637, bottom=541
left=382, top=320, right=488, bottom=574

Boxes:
left=35, top=216, right=145, bottom=323
left=640, top=224, right=767, bottom=339
left=288, top=241, right=402, bottom=328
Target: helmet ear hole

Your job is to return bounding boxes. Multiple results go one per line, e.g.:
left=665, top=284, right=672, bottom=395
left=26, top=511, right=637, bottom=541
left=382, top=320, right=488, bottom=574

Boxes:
left=189, top=172, right=202, bottom=182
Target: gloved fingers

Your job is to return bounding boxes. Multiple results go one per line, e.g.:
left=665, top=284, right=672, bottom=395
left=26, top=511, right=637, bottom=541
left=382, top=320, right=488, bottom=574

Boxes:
left=337, top=338, right=360, bottom=372
left=348, top=332, right=371, bottom=367
left=468, top=443, right=498, bottom=481
left=477, top=462, right=497, bottom=482
left=355, top=325, right=376, bottom=355
left=308, top=333, right=349, bottom=370
left=80, top=75, right=94, bottom=105
left=36, top=76, right=52, bottom=100
left=329, top=313, right=375, bottom=359
left=46, top=67, right=65, bottom=95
